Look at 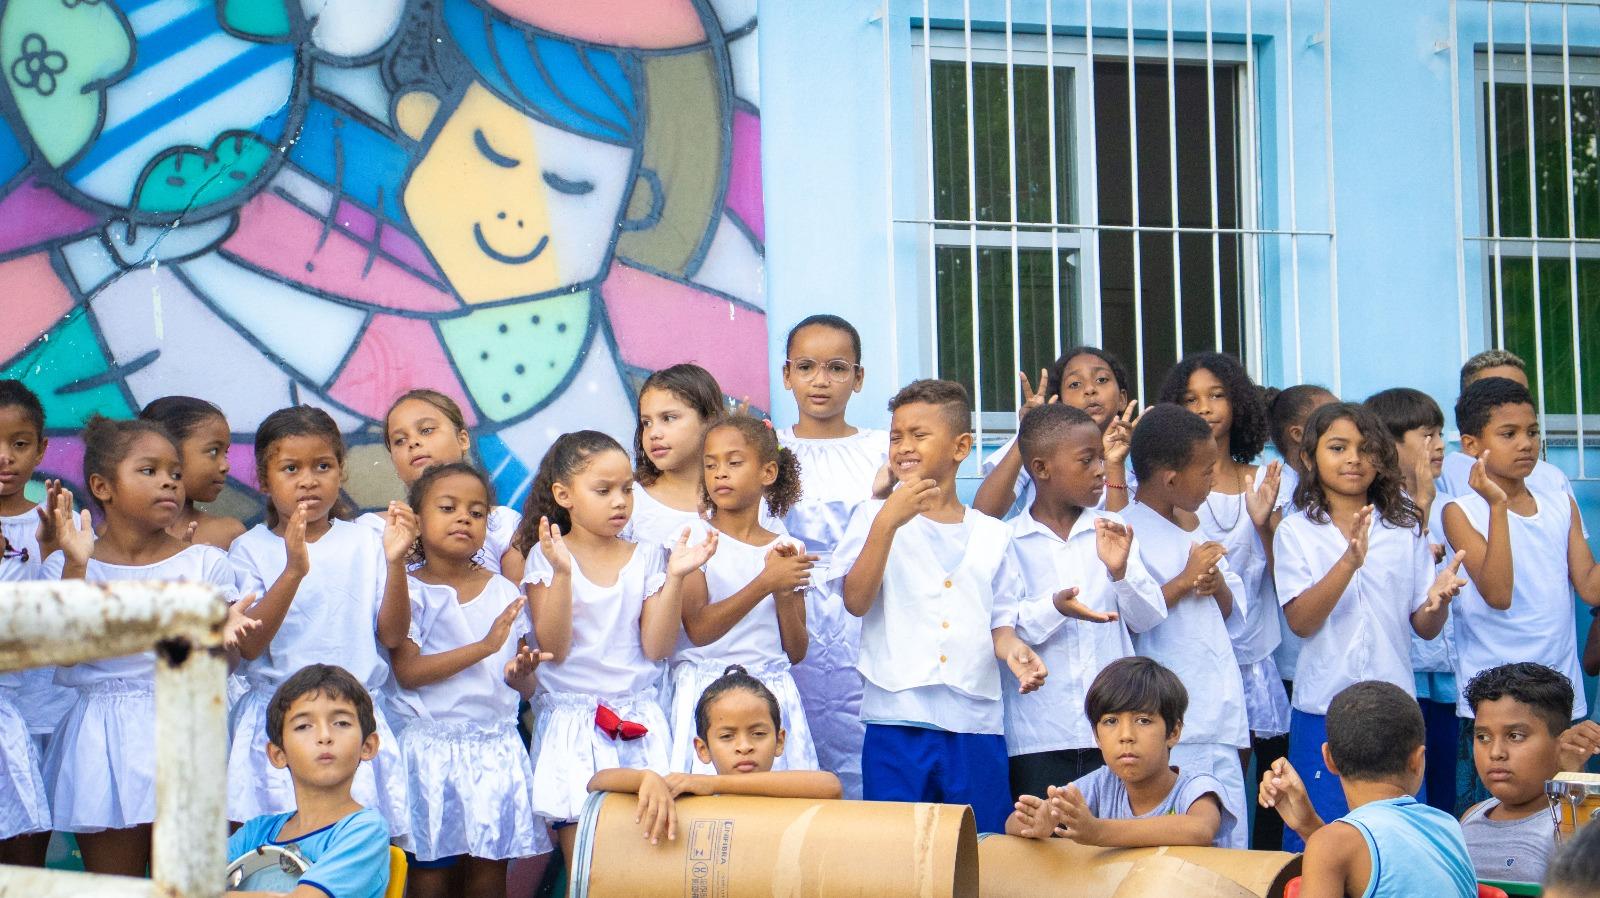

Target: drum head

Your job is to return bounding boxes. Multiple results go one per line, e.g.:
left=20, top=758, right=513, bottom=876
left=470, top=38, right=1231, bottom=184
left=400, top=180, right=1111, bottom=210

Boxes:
left=227, top=843, right=310, bottom=893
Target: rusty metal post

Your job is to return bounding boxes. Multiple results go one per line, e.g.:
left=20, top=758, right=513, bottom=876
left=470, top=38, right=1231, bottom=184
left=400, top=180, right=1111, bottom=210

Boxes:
left=152, top=637, right=227, bottom=898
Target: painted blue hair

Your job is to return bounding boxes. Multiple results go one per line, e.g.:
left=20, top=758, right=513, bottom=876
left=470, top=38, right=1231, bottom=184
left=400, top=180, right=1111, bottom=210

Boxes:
left=442, top=0, right=640, bottom=147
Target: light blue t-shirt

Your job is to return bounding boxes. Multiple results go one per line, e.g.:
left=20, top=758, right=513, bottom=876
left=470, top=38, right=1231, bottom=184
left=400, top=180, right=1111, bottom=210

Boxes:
left=1341, top=796, right=1475, bottom=898
left=228, top=808, right=390, bottom=898
left=1069, top=765, right=1239, bottom=848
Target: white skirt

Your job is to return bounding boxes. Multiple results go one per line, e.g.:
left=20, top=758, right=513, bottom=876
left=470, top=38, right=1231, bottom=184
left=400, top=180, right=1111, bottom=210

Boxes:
left=530, top=691, right=671, bottom=823
left=401, top=719, right=550, bottom=861
left=42, top=680, right=153, bottom=832
left=668, top=659, right=818, bottom=775
left=227, top=685, right=411, bottom=843
left=0, top=691, right=49, bottom=839
left=789, top=588, right=864, bottom=798
left=1240, top=656, right=1292, bottom=739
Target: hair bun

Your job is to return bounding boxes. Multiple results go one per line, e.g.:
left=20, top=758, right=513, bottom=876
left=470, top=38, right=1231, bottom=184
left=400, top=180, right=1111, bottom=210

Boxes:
left=722, top=664, right=749, bottom=677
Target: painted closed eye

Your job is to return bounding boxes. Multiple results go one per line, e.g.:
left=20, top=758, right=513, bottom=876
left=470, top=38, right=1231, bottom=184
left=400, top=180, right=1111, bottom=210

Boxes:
left=473, top=129, right=520, bottom=169
left=543, top=170, right=595, bottom=195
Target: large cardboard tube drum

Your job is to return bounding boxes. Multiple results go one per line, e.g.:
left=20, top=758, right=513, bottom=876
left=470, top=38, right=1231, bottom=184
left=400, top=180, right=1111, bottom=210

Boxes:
left=571, top=792, right=979, bottom=898
left=977, top=834, right=1302, bottom=898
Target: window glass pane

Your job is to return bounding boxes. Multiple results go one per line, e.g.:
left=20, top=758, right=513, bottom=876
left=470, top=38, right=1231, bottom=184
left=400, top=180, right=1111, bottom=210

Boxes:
left=1495, top=256, right=1600, bottom=416
left=1487, top=82, right=1600, bottom=239
left=931, top=60, right=1073, bottom=224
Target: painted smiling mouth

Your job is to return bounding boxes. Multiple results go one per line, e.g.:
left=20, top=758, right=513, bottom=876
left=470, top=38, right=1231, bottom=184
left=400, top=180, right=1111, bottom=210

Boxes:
left=473, top=224, right=549, bottom=265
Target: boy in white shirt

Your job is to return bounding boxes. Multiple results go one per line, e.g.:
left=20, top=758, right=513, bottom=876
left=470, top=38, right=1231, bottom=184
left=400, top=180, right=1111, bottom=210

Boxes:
left=1119, top=403, right=1250, bottom=847
left=1440, top=350, right=1577, bottom=504
left=1004, top=404, right=1167, bottom=800
left=835, top=379, right=1047, bottom=833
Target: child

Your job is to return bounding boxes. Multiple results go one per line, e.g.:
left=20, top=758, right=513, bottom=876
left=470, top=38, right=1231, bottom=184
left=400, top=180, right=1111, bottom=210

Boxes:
left=1160, top=353, right=1290, bottom=774
left=44, top=416, right=239, bottom=876
left=1260, top=681, right=1476, bottom=898
left=1275, top=402, right=1463, bottom=847
left=1120, top=403, right=1249, bottom=847
left=672, top=416, right=818, bottom=774
left=515, top=431, right=714, bottom=862
left=974, top=346, right=1138, bottom=520
left=365, top=389, right=524, bottom=580
left=776, top=314, right=888, bottom=801
left=834, top=379, right=1046, bottom=834
left=589, top=665, right=843, bottom=845
left=138, top=395, right=246, bottom=549
left=1443, top=377, right=1599, bottom=721
left=228, top=664, right=392, bottom=898
left=1364, top=386, right=1458, bottom=814
left=1007, top=657, right=1237, bottom=847
left=227, top=406, right=415, bottom=839
left=390, top=462, right=551, bottom=897
left=629, top=364, right=728, bottom=547
left=1004, top=403, right=1167, bottom=800
left=1265, top=384, right=1339, bottom=516
left=1441, top=350, right=1578, bottom=504
left=1544, top=823, right=1600, bottom=898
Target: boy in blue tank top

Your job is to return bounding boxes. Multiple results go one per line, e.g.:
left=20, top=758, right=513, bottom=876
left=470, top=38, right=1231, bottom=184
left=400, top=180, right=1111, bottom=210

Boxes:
left=1259, top=681, right=1474, bottom=898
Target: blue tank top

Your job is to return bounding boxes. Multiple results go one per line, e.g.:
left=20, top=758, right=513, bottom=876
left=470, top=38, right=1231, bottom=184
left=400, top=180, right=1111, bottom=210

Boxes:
left=1342, top=796, right=1476, bottom=898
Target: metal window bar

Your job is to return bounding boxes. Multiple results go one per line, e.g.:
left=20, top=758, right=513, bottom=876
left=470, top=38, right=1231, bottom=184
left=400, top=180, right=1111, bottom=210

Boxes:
left=0, top=581, right=228, bottom=898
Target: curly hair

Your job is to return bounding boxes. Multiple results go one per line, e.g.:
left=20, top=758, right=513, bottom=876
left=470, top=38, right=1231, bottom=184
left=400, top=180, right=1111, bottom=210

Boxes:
left=1292, top=402, right=1420, bottom=530
left=1158, top=352, right=1268, bottom=464
left=699, top=415, right=803, bottom=518
left=635, top=364, right=726, bottom=487
left=1045, top=345, right=1131, bottom=404
left=407, top=461, right=495, bottom=568
left=513, top=430, right=628, bottom=555
left=1463, top=661, right=1573, bottom=738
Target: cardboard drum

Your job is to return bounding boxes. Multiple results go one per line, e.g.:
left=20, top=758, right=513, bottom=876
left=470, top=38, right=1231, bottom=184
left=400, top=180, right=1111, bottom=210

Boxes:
left=977, top=835, right=1302, bottom=898
left=571, top=792, right=979, bottom=898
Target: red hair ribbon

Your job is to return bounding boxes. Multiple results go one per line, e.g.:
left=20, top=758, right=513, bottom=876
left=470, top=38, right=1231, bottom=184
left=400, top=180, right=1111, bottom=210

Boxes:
left=594, top=703, right=649, bottom=741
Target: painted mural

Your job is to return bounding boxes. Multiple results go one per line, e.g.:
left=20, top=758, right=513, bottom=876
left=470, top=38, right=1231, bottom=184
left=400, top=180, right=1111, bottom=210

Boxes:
left=0, top=0, right=767, bottom=520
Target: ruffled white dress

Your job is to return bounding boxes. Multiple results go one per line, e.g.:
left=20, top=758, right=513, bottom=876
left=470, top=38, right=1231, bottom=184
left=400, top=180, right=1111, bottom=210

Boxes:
left=668, top=532, right=818, bottom=774
left=1, top=510, right=77, bottom=749
left=522, top=543, right=672, bottom=823
left=774, top=427, right=885, bottom=799
left=44, top=545, right=235, bottom=832
left=398, top=575, right=549, bottom=861
left=226, top=521, right=410, bottom=840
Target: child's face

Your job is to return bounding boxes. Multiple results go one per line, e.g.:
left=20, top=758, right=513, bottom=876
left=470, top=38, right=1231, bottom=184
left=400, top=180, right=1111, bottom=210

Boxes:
left=0, top=405, right=45, bottom=506
left=1093, top=708, right=1180, bottom=787
left=417, top=471, right=489, bottom=563
left=1395, top=425, right=1445, bottom=481
left=1180, top=367, right=1233, bottom=446
left=1165, top=438, right=1219, bottom=512
left=783, top=324, right=863, bottom=423
left=1463, top=402, right=1540, bottom=481
left=703, top=426, right=774, bottom=516
left=177, top=414, right=231, bottom=505
left=1309, top=417, right=1376, bottom=500
left=1284, top=393, right=1338, bottom=474
left=693, top=689, right=784, bottom=775
left=639, top=388, right=708, bottom=478
left=1473, top=696, right=1562, bottom=810
left=1029, top=422, right=1106, bottom=510
left=889, top=402, right=971, bottom=485
left=1056, top=353, right=1127, bottom=430
left=266, top=690, right=378, bottom=790
left=386, top=399, right=470, bottom=486
left=1470, top=365, right=1530, bottom=389
left=95, top=433, right=185, bottom=529
left=553, top=449, right=634, bottom=538
left=264, top=435, right=344, bottom=525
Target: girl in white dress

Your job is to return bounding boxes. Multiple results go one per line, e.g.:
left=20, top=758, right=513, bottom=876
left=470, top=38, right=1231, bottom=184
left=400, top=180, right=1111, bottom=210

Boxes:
left=227, top=406, right=417, bottom=840
left=514, top=430, right=713, bottom=864
left=672, top=416, right=818, bottom=774
left=392, top=462, right=551, bottom=896
left=43, top=416, right=239, bottom=875
left=137, top=396, right=247, bottom=550
left=361, top=389, right=524, bottom=581
left=627, top=364, right=727, bottom=547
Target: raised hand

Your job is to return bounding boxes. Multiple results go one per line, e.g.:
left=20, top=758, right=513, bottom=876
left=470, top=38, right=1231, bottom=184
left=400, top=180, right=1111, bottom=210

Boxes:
left=668, top=527, right=718, bottom=577
left=1017, top=368, right=1055, bottom=422
left=1258, top=758, right=1319, bottom=835
left=382, top=501, right=419, bottom=564
left=504, top=639, right=554, bottom=681
left=1340, top=505, right=1374, bottom=571
left=1468, top=450, right=1508, bottom=506
left=1006, top=643, right=1048, bottom=693
left=1412, top=434, right=1438, bottom=510
left=1102, top=401, right=1141, bottom=467
left=1094, top=518, right=1132, bottom=580
left=1557, top=721, right=1600, bottom=773
left=762, top=542, right=816, bottom=595
left=1052, top=586, right=1120, bottom=624
left=1181, top=541, right=1228, bottom=595
left=1422, top=550, right=1467, bottom=615
left=33, top=479, right=66, bottom=559
left=52, top=490, right=94, bottom=569
left=537, top=516, right=572, bottom=575
left=871, top=460, right=894, bottom=500
left=222, top=599, right=262, bottom=651
left=1047, top=784, right=1100, bottom=845
left=283, top=504, right=311, bottom=577
left=481, top=596, right=528, bottom=651
left=1246, top=461, right=1282, bottom=527
left=882, top=478, right=940, bottom=527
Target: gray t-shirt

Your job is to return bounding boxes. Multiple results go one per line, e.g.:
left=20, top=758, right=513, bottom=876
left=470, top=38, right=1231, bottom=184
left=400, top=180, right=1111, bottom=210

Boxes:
left=1070, top=765, right=1239, bottom=848
left=1460, top=798, right=1556, bottom=884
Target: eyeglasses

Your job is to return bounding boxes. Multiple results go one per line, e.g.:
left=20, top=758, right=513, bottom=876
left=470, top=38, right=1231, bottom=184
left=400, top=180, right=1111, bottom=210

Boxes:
left=785, top=358, right=860, bottom=384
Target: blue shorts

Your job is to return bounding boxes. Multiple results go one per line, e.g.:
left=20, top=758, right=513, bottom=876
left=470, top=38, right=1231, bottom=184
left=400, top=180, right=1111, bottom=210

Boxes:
left=861, top=723, right=1011, bottom=834
left=1284, top=709, right=1349, bottom=853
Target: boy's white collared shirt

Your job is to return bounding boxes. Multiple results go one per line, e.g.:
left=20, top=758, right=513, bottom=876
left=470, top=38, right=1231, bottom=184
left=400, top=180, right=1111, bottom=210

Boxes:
left=1004, top=506, right=1167, bottom=756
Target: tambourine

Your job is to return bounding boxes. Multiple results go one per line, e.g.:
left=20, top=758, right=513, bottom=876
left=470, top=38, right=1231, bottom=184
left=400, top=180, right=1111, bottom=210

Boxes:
left=1546, top=772, right=1600, bottom=839
left=226, top=843, right=310, bottom=892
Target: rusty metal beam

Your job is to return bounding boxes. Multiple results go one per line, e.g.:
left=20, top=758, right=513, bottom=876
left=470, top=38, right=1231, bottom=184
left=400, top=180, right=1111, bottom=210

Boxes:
left=0, top=581, right=225, bottom=673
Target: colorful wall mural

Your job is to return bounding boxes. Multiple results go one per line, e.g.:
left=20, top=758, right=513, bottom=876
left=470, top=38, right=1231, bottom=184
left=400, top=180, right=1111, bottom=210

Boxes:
left=0, top=0, right=767, bottom=520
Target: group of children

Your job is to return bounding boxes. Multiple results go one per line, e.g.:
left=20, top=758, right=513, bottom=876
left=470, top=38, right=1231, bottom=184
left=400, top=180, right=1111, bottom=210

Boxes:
left=0, top=313, right=1597, bottom=898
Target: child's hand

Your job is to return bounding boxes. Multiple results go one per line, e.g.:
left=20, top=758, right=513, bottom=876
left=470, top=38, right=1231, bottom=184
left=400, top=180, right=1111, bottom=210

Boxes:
left=668, top=527, right=718, bottom=577
left=382, top=501, right=418, bottom=564
left=1010, top=793, right=1058, bottom=840
left=1259, top=758, right=1318, bottom=834
left=1180, top=541, right=1227, bottom=595
left=1412, top=434, right=1438, bottom=510
left=882, top=478, right=940, bottom=527
left=284, top=505, right=311, bottom=577
left=1246, top=461, right=1282, bottom=528
left=180, top=520, right=199, bottom=545
left=664, top=772, right=715, bottom=797
left=1557, top=720, right=1600, bottom=772
left=1102, top=401, right=1140, bottom=468
left=1051, top=587, right=1119, bottom=624
left=537, top=517, right=572, bottom=575
left=1468, top=450, right=1509, bottom=506
left=52, top=490, right=93, bottom=569
left=1422, top=550, right=1467, bottom=615
left=1048, top=784, right=1101, bottom=845
left=634, top=771, right=678, bottom=845
left=504, top=639, right=554, bottom=681
left=761, top=542, right=816, bottom=595
left=480, top=596, right=528, bottom=651
left=1017, top=368, right=1055, bottom=423
left=1339, top=505, right=1373, bottom=571
left=222, top=598, right=261, bottom=651
left=1094, top=518, right=1133, bottom=580
left=870, top=460, right=894, bottom=500
left=1006, top=643, right=1048, bottom=693
left=32, top=479, right=63, bottom=557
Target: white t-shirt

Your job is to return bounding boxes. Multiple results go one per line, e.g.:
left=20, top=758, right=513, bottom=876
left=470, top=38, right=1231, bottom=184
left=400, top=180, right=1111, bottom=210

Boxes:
left=1197, top=468, right=1278, bottom=665
left=1444, top=489, right=1587, bottom=719
left=1121, top=501, right=1248, bottom=748
left=1004, top=508, right=1167, bottom=755
left=522, top=540, right=669, bottom=698
left=1275, top=508, right=1432, bottom=716
left=677, top=531, right=800, bottom=670
left=622, top=484, right=712, bottom=549
left=357, top=504, right=521, bottom=575
left=401, top=575, right=529, bottom=725
left=776, top=427, right=887, bottom=567
left=1441, top=450, right=1574, bottom=504
left=229, top=519, right=393, bottom=693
